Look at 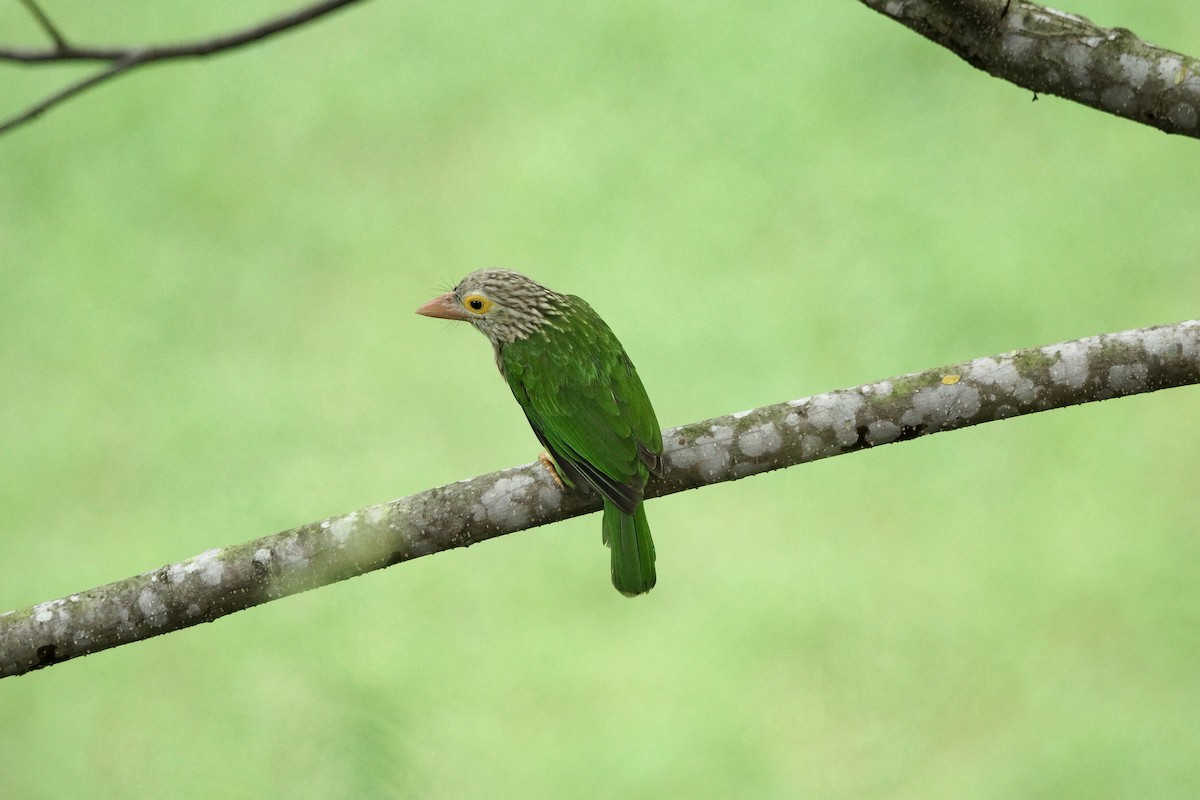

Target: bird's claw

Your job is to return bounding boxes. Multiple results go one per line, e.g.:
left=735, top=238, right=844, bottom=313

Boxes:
left=538, top=451, right=566, bottom=489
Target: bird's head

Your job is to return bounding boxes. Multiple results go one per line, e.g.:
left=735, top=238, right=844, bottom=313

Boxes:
left=416, top=269, right=562, bottom=344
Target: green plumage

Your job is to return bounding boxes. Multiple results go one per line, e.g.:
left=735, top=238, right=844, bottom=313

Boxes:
left=417, top=269, right=663, bottom=596
left=500, top=297, right=662, bottom=596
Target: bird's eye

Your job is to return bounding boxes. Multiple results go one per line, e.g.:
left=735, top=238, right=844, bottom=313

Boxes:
left=463, top=294, right=492, bottom=314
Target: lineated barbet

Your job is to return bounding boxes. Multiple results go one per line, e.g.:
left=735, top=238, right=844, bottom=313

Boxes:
left=416, top=269, right=663, bottom=596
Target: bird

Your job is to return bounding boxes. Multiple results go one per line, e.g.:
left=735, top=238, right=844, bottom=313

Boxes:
left=416, top=269, right=663, bottom=596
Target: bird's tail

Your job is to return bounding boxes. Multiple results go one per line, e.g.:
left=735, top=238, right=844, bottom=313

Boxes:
left=602, top=499, right=656, bottom=597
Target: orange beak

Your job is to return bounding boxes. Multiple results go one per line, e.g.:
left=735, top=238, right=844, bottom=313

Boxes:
left=415, top=292, right=469, bottom=321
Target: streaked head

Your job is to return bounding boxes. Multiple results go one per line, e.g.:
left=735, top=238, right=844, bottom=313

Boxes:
left=416, top=269, right=562, bottom=344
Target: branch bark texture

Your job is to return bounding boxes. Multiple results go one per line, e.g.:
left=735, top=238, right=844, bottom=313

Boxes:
left=859, top=0, right=1200, bottom=137
left=2, top=320, right=1198, bottom=679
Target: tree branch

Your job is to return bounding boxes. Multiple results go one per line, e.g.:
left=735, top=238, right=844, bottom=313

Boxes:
left=857, top=0, right=1200, bottom=138
left=0, top=0, right=370, bottom=136
left=8, top=1, right=1196, bottom=138
left=1, top=320, right=1197, bottom=679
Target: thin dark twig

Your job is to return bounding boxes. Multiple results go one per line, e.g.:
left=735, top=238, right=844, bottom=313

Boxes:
left=0, top=56, right=141, bottom=137
left=0, top=0, right=370, bottom=136
left=17, top=0, right=68, bottom=50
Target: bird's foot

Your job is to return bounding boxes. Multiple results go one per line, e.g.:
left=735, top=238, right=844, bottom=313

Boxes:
left=538, top=451, right=566, bottom=489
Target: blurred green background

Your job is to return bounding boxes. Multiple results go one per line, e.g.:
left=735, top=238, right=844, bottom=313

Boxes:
left=2, top=0, right=1198, bottom=796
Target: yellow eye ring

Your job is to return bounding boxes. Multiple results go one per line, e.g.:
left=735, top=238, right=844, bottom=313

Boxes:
left=463, top=294, right=492, bottom=314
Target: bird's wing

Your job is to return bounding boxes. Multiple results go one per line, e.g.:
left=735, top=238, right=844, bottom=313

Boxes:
left=503, top=320, right=660, bottom=515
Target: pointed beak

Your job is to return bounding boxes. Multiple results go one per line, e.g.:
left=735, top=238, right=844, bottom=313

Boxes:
left=415, top=292, right=469, bottom=321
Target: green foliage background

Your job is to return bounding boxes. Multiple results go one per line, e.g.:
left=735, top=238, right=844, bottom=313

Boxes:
left=2, top=1, right=1198, bottom=796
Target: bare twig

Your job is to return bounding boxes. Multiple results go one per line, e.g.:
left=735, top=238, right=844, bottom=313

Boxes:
left=857, top=0, right=1200, bottom=138
left=0, top=57, right=138, bottom=136
left=17, top=0, right=68, bottom=50
left=2, top=320, right=1197, bottom=679
left=0, top=0, right=370, bottom=135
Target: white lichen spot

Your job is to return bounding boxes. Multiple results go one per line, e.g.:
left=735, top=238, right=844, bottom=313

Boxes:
left=667, top=445, right=699, bottom=470
left=1142, top=327, right=1177, bottom=358
left=916, top=383, right=982, bottom=426
left=33, top=598, right=66, bottom=625
left=710, top=424, right=735, bottom=442
left=884, top=1, right=903, bottom=16
left=477, top=474, right=535, bottom=528
left=783, top=411, right=802, bottom=429
left=1117, top=53, right=1150, bottom=88
left=1045, top=340, right=1093, bottom=388
left=328, top=511, right=358, bottom=546
left=1108, top=363, right=1148, bottom=392
left=799, top=434, right=826, bottom=460
left=1013, top=378, right=1037, bottom=404
left=137, top=589, right=168, bottom=626
left=1046, top=67, right=1061, bottom=85
left=1062, top=43, right=1093, bottom=86
left=787, top=397, right=811, bottom=408
left=69, top=595, right=80, bottom=602
left=968, top=357, right=1013, bottom=386
left=275, top=536, right=310, bottom=570
left=669, top=429, right=732, bottom=481
left=865, top=420, right=901, bottom=445
left=861, top=380, right=893, bottom=397
left=364, top=504, right=388, bottom=527
left=739, top=423, right=782, bottom=458
left=537, top=480, right=563, bottom=509
left=967, top=356, right=1037, bottom=404
left=1002, top=34, right=1034, bottom=61
left=186, top=604, right=202, bottom=617
left=804, top=393, right=865, bottom=447
left=732, top=409, right=754, bottom=420
left=1152, top=323, right=1198, bottom=361
left=1183, top=323, right=1200, bottom=361
left=1156, top=56, right=1184, bottom=86
left=194, top=549, right=225, bottom=586
left=164, top=561, right=186, bottom=584
left=177, top=548, right=224, bottom=585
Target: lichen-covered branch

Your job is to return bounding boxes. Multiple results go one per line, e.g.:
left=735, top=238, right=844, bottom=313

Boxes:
left=0, top=0, right=369, bottom=136
left=2, top=320, right=1197, bottom=679
left=857, top=0, right=1200, bottom=137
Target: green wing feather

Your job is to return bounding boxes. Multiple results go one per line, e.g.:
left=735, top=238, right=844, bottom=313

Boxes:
left=499, top=295, right=662, bottom=595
